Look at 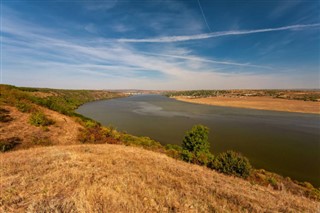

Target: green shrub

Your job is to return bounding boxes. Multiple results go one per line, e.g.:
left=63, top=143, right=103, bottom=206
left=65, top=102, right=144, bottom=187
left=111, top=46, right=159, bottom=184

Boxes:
left=268, top=177, right=278, bottom=188
left=165, top=144, right=183, bottom=159
left=84, top=120, right=99, bottom=128
left=211, top=150, right=252, bottom=178
left=122, top=133, right=162, bottom=150
left=194, top=151, right=214, bottom=166
left=165, top=144, right=183, bottom=152
left=181, top=125, right=213, bottom=165
left=78, top=126, right=106, bottom=144
left=182, top=125, right=209, bottom=153
left=181, top=150, right=194, bottom=162
left=29, top=111, right=54, bottom=127
left=16, top=101, right=33, bottom=113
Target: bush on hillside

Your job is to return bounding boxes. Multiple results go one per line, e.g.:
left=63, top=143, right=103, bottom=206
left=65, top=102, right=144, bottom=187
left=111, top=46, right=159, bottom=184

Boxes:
left=121, top=133, right=162, bottom=150
left=16, top=101, right=33, bottom=113
left=210, top=150, right=252, bottom=178
left=165, top=144, right=182, bottom=159
left=78, top=125, right=107, bottom=144
left=181, top=125, right=213, bottom=165
left=29, top=111, right=54, bottom=127
left=182, top=125, right=210, bottom=153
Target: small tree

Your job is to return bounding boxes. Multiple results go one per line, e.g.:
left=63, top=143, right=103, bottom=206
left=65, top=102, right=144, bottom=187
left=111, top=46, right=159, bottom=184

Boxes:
left=182, top=125, right=209, bottom=153
left=182, top=125, right=212, bottom=165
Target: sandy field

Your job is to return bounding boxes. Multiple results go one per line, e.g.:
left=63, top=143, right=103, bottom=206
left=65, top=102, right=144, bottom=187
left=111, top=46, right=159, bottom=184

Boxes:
left=174, top=96, right=320, bottom=114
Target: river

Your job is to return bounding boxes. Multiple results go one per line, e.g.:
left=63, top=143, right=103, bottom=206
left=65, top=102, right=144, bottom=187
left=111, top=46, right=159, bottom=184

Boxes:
left=76, top=94, right=320, bottom=186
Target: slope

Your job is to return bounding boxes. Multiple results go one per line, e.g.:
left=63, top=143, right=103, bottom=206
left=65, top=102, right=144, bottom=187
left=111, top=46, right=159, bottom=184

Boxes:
left=1, top=144, right=319, bottom=212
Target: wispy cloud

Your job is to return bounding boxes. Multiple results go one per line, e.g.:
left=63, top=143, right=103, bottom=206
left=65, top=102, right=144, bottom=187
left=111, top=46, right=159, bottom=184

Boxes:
left=139, top=52, right=272, bottom=69
left=2, top=4, right=319, bottom=90
left=269, top=1, right=301, bottom=19
left=82, top=0, right=118, bottom=11
left=117, top=23, right=320, bottom=43
left=197, top=0, right=212, bottom=32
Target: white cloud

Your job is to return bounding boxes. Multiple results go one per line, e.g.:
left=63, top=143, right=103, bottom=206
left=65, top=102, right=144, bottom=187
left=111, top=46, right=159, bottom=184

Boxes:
left=117, top=23, right=320, bottom=43
left=2, top=6, right=318, bottom=90
left=139, top=52, right=272, bottom=69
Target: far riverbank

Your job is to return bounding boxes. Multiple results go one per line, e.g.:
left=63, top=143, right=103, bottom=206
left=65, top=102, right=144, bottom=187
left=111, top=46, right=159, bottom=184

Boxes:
left=173, top=96, right=320, bottom=114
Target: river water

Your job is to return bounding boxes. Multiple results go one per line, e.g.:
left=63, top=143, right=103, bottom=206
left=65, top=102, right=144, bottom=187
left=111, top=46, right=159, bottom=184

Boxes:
left=76, top=94, right=320, bottom=186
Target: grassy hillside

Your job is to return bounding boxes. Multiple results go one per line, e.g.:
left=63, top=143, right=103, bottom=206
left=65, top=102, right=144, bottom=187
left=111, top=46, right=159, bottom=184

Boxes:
left=1, top=84, right=319, bottom=211
left=1, top=144, right=319, bottom=212
left=0, top=84, right=126, bottom=116
left=0, top=84, right=127, bottom=151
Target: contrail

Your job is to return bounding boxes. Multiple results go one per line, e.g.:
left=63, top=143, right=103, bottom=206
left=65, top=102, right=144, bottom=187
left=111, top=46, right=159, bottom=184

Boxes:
left=117, top=23, right=320, bottom=43
left=140, top=52, right=272, bottom=69
left=197, top=0, right=212, bottom=32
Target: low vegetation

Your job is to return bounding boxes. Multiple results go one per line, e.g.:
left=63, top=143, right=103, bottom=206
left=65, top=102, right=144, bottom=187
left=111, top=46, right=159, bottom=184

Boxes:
left=168, top=124, right=252, bottom=179
left=181, top=125, right=212, bottom=164
left=0, top=84, right=125, bottom=116
left=29, top=111, right=54, bottom=127
left=15, top=101, right=34, bottom=113
left=0, top=137, right=22, bottom=152
left=0, top=107, right=13, bottom=123
left=210, top=150, right=252, bottom=178
left=78, top=121, right=163, bottom=150
left=166, top=89, right=320, bottom=102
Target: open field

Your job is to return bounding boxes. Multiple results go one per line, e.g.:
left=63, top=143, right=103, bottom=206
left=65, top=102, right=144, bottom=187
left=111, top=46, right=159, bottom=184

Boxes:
left=1, top=144, right=319, bottom=212
left=174, top=96, right=320, bottom=114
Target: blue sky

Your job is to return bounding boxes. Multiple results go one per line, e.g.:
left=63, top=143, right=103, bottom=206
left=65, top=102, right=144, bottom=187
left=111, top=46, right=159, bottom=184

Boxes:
left=1, top=0, right=319, bottom=89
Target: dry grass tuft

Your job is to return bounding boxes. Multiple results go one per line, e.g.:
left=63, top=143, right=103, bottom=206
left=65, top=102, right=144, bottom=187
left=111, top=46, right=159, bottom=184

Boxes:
left=1, top=144, right=319, bottom=212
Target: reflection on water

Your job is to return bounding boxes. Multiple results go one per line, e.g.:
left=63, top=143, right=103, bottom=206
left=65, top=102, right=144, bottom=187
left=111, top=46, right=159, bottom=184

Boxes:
left=77, top=94, right=320, bottom=187
left=133, top=101, right=195, bottom=118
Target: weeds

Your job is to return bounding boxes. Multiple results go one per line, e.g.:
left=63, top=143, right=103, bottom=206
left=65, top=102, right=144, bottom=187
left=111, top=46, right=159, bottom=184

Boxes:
left=0, top=108, right=13, bottom=123
left=32, top=135, right=52, bottom=146
left=0, top=137, right=22, bottom=152
left=16, top=101, right=33, bottom=113
left=29, top=111, right=54, bottom=127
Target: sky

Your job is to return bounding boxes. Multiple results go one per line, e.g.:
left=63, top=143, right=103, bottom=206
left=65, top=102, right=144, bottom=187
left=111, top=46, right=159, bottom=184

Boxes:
left=1, top=0, right=319, bottom=90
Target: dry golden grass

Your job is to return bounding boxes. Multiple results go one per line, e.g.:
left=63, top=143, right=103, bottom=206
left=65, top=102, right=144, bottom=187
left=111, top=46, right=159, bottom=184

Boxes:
left=0, top=106, right=82, bottom=149
left=174, top=96, right=320, bottom=114
left=1, top=144, right=319, bottom=212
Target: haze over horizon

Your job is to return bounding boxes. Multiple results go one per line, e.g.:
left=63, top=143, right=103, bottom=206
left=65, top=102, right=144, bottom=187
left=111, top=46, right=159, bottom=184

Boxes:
left=1, top=0, right=319, bottom=90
